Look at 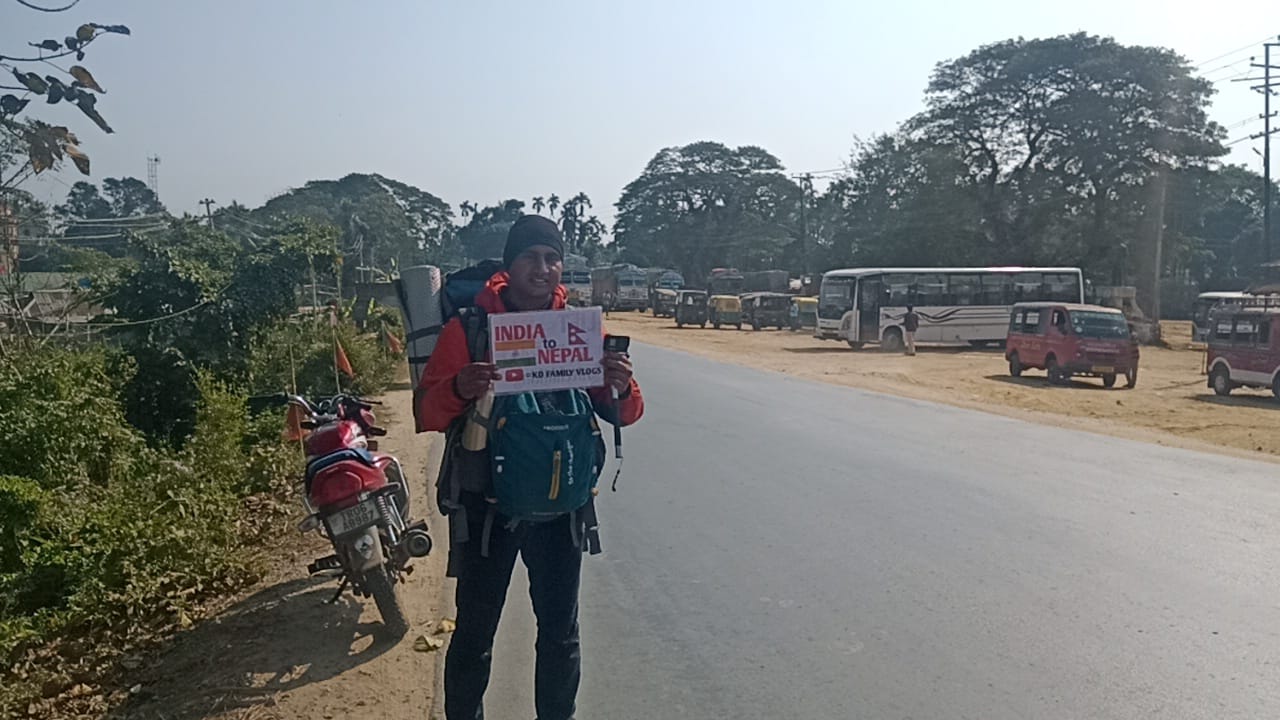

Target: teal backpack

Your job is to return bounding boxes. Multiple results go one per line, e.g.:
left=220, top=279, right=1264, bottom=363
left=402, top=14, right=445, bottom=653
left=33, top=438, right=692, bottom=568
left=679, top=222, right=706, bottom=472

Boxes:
left=437, top=307, right=608, bottom=567
left=488, top=389, right=605, bottom=522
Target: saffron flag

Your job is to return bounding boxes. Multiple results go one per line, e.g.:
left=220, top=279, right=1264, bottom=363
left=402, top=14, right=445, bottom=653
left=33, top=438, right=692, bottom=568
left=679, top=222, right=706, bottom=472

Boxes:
left=335, top=339, right=355, bottom=378
left=281, top=403, right=307, bottom=442
left=385, top=329, right=404, bottom=355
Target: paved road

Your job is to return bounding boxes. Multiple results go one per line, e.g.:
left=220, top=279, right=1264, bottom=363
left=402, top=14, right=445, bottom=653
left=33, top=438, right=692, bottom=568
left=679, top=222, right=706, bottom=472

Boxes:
left=480, top=344, right=1280, bottom=719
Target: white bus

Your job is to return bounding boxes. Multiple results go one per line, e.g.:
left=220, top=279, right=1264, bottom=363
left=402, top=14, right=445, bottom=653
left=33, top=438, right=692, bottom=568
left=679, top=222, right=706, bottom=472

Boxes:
left=816, top=266, right=1085, bottom=350
left=1191, top=291, right=1280, bottom=343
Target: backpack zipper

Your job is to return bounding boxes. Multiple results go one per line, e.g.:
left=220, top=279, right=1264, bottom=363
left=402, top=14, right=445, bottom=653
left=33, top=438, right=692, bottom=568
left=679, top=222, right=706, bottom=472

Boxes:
left=549, top=450, right=562, bottom=500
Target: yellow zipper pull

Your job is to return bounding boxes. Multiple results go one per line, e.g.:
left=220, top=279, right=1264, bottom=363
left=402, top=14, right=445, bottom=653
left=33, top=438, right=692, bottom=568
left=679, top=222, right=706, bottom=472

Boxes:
left=549, top=450, right=562, bottom=500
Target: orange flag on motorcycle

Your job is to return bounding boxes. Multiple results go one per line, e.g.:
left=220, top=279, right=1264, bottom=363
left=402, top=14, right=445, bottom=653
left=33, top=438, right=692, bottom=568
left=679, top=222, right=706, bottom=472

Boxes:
left=335, top=339, right=355, bottom=378
left=281, top=403, right=307, bottom=442
left=385, top=328, right=404, bottom=355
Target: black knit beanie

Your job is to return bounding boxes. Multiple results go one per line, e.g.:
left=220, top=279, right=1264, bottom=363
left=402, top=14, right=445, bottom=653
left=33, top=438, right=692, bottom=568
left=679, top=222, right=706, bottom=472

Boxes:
left=503, top=215, right=564, bottom=267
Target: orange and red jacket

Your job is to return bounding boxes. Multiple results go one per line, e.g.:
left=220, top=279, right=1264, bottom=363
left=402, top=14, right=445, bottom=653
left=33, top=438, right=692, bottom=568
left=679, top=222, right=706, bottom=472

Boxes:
left=416, top=271, right=645, bottom=432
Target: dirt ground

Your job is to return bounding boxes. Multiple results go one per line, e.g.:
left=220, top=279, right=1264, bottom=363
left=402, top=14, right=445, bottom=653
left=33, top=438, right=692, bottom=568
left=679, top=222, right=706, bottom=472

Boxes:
left=603, top=312, right=1280, bottom=462
left=116, top=382, right=449, bottom=720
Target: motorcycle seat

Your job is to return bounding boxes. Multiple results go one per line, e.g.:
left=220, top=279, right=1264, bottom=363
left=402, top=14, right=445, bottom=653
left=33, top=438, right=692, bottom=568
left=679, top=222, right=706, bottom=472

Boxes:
left=305, top=447, right=376, bottom=481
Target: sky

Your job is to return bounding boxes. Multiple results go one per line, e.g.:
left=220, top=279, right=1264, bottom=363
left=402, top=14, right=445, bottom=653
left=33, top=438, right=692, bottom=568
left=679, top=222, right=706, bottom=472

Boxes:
left=3, top=0, right=1277, bottom=230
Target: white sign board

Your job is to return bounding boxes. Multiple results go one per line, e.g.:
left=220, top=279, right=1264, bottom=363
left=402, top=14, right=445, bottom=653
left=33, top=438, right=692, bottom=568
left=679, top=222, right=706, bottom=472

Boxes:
left=489, top=307, right=605, bottom=395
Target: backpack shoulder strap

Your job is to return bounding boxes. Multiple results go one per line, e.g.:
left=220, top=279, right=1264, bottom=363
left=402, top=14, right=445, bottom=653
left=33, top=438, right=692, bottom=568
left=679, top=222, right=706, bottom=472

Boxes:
left=458, top=306, right=489, bottom=363
left=439, top=306, right=491, bottom=541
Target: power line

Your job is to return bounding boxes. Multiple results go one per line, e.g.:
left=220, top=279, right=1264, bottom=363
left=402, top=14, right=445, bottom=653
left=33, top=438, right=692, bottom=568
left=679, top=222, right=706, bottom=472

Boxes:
left=63, top=213, right=169, bottom=224
left=1217, top=67, right=1261, bottom=84
left=1224, top=114, right=1265, bottom=131
left=13, top=0, right=82, bottom=12
left=22, top=226, right=167, bottom=243
left=217, top=211, right=278, bottom=232
left=78, top=286, right=231, bottom=328
left=1200, top=57, right=1253, bottom=78
left=1195, top=35, right=1279, bottom=69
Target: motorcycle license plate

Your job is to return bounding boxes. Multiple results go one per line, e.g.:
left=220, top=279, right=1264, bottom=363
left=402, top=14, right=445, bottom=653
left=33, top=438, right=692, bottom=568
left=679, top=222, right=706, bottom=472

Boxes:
left=1092, top=366, right=1115, bottom=374
left=326, top=500, right=379, bottom=536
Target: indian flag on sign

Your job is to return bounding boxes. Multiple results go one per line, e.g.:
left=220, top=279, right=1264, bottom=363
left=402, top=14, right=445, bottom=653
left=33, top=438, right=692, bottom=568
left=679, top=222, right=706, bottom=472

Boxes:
left=496, top=356, right=537, bottom=369
left=494, top=338, right=537, bottom=352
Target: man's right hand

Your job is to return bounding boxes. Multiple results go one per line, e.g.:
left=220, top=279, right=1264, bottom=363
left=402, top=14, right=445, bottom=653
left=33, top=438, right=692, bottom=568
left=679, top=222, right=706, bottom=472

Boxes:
left=455, top=362, right=500, bottom=400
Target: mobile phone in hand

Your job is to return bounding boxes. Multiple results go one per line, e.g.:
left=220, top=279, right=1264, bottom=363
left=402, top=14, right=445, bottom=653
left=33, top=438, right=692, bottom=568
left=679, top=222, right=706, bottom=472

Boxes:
left=604, top=334, right=631, bottom=354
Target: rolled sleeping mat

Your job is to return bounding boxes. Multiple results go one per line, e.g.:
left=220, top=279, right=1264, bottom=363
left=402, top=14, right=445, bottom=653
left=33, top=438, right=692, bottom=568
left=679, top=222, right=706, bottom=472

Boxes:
left=395, top=265, right=443, bottom=433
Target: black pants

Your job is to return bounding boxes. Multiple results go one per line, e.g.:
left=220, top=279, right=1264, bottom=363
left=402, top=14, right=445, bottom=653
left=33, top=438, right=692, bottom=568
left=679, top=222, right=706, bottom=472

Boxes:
left=445, top=498, right=583, bottom=720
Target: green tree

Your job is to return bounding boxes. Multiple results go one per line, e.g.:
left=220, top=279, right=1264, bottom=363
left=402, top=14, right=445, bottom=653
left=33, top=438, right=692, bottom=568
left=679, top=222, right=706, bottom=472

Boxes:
left=911, top=33, right=1225, bottom=312
left=51, top=177, right=166, bottom=258
left=253, top=173, right=455, bottom=279
left=102, top=176, right=164, bottom=217
left=456, top=199, right=526, bottom=262
left=836, top=133, right=987, bottom=268
left=555, top=192, right=601, bottom=255
left=613, top=141, right=801, bottom=281
left=53, top=181, right=110, bottom=220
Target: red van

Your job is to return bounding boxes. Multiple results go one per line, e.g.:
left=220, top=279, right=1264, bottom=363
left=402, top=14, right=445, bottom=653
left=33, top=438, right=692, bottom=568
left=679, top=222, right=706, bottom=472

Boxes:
left=1005, top=303, right=1139, bottom=388
left=1205, top=307, right=1280, bottom=399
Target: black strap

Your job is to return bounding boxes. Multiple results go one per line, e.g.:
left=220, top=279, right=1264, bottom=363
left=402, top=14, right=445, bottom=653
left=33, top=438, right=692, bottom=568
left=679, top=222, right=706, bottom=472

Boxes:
left=460, top=306, right=489, bottom=363
left=480, top=505, right=496, bottom=558
left=581, top=497, right=602, bottom=555
left=406, top=325, right=443, bottom=343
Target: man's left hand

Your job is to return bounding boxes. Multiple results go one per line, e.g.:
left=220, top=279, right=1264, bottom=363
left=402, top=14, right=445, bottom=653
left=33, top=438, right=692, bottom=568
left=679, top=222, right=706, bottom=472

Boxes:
left=601, top=352, right=633, bottom=395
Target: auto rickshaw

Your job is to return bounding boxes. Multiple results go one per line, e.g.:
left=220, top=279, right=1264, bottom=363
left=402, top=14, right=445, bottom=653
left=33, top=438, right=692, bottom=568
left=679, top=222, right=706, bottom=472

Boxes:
left=790, top=296, right=818, bottom=331
left=708, top=294, right=743, bottom=330
left=652, top=287, right=679, bottom=318
left=674, top=289, right=708, bottom=328
left=742, top=292, right=791, bottom=330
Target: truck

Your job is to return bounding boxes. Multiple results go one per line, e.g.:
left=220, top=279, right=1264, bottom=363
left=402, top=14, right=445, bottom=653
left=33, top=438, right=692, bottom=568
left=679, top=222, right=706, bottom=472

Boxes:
left=591, top=264, right=649, bottom=311
left=648, top=268, right=684, bottom=298
left=563, top=253, right=591, bottom=306
left=706, top=267, right=746, bottom=297
left=743, top=270, right=790, bottom=293
left=648, top=269, right=685, bottom=317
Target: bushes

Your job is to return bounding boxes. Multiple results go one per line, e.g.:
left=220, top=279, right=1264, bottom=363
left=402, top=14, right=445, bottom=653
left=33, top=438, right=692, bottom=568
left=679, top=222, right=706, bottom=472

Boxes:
left=0, top=346, right=140, bottom=490
left=0, top=221, right=340, bottom=715
left=0, top=349, right=300, bottom=716
left=247, top=315, right=402, bottom=398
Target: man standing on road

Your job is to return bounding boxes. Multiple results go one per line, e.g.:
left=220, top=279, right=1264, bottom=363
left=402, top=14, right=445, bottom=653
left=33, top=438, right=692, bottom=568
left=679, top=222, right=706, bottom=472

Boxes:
left=416, top=215, right=645, bottom=720
left=903, top=305, right=920, bottom=356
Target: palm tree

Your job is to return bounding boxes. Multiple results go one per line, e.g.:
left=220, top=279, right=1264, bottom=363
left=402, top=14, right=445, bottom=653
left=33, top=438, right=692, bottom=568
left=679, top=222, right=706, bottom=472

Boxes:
left=532, top=196, right=546, bottom=215
left=548, top=194, right=560, bottom=217
left=459, top=201, right=476, bottom=220
left=572, top=192, right=592, bottom=218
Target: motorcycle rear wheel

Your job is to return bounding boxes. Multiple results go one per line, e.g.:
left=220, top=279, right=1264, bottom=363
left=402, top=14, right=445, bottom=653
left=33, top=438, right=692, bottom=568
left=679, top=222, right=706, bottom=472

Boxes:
left=366, top=568, right=409, bottom=638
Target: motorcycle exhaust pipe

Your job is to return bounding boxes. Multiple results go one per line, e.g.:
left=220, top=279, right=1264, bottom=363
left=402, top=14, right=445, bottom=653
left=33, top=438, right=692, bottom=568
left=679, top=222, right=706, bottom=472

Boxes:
left=403, top=528, right=433, bottom=558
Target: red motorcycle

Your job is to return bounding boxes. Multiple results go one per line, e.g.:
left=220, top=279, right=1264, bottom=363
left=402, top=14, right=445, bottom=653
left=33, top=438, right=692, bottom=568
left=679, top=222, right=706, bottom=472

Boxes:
left=276, top=393, right=432, bottom=637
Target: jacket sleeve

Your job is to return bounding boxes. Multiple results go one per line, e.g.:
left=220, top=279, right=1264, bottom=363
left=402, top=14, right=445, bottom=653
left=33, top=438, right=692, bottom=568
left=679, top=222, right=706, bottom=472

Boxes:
left=415, top=318, right=472, bottom=432
left=589, top=377, right=644, bottom=428
left=589, top=324, right=644, bottom=427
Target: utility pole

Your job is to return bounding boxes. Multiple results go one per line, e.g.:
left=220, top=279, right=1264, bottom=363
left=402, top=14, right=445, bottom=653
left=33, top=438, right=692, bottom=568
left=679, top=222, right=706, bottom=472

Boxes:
left=1261, top=42, right=1279, bottom=263
left=792, top=173, right=815, bottom=276
left=199, top=198, right=217, bottom=230
left=1243, top=39, right=1280, bottom=264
